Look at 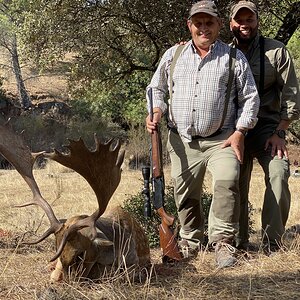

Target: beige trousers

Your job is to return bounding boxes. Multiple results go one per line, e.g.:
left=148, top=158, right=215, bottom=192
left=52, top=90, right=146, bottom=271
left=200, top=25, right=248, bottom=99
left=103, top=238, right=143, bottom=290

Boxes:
left=167, top=129, right=240, bottom=248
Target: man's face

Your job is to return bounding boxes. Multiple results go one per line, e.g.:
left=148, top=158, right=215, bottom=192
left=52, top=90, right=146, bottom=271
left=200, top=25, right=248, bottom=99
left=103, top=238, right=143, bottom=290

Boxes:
left=230, top=8, right=258, bottom=43
left=187, top=13, right=221, bottom=50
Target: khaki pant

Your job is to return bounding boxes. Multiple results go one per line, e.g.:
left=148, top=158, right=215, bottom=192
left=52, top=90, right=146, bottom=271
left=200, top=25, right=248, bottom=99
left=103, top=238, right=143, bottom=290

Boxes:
left=167, top=129, right=240, bottom=248
left=237, top=121, right=291, bottom=248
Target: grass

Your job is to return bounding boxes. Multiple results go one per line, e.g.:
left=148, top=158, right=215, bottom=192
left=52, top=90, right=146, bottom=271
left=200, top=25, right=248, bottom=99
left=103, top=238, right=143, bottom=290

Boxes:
left=0, top=160, right=299, bottom=300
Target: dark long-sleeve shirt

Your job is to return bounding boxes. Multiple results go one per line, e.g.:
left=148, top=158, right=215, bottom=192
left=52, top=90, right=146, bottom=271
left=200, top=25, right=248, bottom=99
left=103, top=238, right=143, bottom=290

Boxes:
left=233, top=34, right=300, bottom=124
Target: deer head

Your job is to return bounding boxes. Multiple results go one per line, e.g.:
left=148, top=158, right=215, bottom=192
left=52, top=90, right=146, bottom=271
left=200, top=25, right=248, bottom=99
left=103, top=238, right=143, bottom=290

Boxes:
left=0, top=122, right=125, bottom=263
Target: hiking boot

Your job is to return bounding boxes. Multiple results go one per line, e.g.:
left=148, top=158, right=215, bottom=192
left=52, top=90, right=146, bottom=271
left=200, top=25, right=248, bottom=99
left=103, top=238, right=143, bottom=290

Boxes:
left=178, top=239, right=199, bottom=260
left=236, top=241, right=258, bottom=253
left=215, top=241, right=238, bottom=268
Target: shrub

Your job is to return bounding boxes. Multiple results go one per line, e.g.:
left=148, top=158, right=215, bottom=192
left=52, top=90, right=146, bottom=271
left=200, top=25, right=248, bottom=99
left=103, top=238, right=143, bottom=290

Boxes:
left=122, top=182, right=213, bottom=248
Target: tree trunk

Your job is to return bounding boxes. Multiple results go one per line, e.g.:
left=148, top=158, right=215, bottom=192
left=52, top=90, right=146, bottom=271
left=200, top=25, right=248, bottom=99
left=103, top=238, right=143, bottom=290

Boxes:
left=11, top=35, right=31, bottom=109
left=275, top=1, right=300, bottom=45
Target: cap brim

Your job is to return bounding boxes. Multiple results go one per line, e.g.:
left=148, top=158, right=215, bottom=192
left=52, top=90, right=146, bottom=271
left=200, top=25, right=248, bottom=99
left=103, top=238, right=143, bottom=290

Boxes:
left=190, top=9, right=219, bottom=18
left=231, top=6, right=256, bottom=19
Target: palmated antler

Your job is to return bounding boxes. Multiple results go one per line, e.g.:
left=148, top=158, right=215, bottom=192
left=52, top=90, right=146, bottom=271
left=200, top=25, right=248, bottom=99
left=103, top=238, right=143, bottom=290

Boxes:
left=0, top=122, right=62, bottom=242
left=0, top=122, right=125, bottom=262
left=43, top=134, right=125, bottom=261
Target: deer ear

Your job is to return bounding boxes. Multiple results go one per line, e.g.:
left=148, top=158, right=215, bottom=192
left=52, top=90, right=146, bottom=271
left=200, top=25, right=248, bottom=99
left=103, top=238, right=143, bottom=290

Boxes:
left=92, top=229, right=114, bottom=247
left=93, top=238, right=114, bottom=247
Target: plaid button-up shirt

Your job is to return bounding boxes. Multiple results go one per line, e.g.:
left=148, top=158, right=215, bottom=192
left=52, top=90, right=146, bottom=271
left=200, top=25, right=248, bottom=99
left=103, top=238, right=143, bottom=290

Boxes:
left=147, top=40, right=260, bottom=142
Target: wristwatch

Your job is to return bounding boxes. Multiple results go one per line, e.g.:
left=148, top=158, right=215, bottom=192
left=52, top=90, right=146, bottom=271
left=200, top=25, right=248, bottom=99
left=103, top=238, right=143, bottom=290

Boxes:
left=273, top=129, right=286, bottom=139
left=235, top=128, right=248, bottom=136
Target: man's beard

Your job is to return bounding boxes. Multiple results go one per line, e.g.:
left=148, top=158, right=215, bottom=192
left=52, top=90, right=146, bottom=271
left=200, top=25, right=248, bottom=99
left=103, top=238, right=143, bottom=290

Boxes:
left=232, top=28, right=257, bottom=45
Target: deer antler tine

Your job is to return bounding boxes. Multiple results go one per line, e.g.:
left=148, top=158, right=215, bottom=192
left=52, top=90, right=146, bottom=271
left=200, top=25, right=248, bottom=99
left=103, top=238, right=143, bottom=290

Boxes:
left=117, top=149, right=125, bottom=168
left=94, top=133, right=100, bottom=148
left=103, top=138, right=124, bottom=168
left=23, top=227, right=56, bottom=245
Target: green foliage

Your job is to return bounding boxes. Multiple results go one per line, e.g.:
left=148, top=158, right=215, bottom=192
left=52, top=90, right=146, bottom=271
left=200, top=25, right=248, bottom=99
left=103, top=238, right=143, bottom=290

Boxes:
left=287, top=31, right=300, bottom=139
left=10, top=0, right=298, bottom=129
left=70, top=70, right=152, bottom=128
left=287, top=30, right=300, bottom=80
left=122, top=185, right=213, bottom=248
left=2, top=0, right=299, bottom=130
left=122, top=179, right=257, bottom=247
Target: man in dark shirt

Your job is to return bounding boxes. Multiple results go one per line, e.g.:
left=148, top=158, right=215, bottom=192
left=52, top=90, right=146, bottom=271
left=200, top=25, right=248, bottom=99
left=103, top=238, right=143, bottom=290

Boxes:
left=229, top=1, right=300, bottom=254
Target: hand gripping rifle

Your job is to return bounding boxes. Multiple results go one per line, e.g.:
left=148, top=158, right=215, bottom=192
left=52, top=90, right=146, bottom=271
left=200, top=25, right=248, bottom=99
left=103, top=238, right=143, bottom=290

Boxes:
left=146, top=88, right=182, bottom=262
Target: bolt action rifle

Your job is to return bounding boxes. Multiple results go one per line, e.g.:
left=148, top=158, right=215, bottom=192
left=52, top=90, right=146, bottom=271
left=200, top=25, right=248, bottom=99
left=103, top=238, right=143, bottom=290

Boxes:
left=146, top=88, right=182, bottom=262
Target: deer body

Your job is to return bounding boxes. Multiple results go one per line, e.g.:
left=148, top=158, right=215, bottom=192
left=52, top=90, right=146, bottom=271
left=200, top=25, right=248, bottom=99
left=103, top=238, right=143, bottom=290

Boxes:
left=51, top=208, right=150, bottom=282
left=0, top=123, right=150, bottom=282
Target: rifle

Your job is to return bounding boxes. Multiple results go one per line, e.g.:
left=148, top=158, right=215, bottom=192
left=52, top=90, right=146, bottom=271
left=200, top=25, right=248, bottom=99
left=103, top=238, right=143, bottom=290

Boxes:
left=147, top=88, right=182, bottom=262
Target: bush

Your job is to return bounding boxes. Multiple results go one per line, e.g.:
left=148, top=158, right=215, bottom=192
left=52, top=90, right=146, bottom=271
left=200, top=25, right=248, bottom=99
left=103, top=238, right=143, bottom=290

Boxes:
left=122, top=181, right=213, bottom=248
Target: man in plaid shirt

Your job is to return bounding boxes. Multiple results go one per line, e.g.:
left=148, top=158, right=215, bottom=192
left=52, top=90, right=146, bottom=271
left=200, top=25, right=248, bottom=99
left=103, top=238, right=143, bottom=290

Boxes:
left=146, top=1, right=260, bottom=268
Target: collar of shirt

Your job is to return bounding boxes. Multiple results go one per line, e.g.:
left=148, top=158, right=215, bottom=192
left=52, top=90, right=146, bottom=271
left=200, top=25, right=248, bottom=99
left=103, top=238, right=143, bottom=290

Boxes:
left=233, top=33, right=260, bottom=61
left=190, top=40, right=217, bottom=55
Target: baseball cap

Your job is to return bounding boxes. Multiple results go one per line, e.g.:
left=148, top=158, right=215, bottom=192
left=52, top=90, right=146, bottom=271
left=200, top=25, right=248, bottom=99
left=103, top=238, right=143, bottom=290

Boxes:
left=230, top=1, right=258, bottom=19
left=189, top=1, right=219, bottom=19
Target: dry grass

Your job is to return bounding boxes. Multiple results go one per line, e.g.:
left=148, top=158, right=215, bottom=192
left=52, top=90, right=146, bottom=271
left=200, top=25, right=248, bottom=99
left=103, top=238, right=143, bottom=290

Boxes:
left=0, top=159, right=299, bottom=300
left=0, top=48, right=70, bottom=101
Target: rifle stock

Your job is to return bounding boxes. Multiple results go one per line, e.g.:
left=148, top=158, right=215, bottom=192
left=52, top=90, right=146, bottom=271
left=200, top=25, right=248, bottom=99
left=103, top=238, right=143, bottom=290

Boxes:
left=157, top=208, right=182, bottom=261
left=148, top=88, right=182, bottom=262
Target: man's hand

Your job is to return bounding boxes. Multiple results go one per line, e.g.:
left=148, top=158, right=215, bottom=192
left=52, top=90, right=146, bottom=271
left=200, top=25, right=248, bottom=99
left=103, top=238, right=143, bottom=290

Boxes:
left=221, top=130, right=245, bottom=164
left=145, top=109, right=162, bottom=133
left=265, top=134, right=288, bottom=159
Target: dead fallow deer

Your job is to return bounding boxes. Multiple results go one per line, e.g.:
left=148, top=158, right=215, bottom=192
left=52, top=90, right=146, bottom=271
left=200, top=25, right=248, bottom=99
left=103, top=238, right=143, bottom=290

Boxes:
left=0, top=123, right=150, bottom=282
